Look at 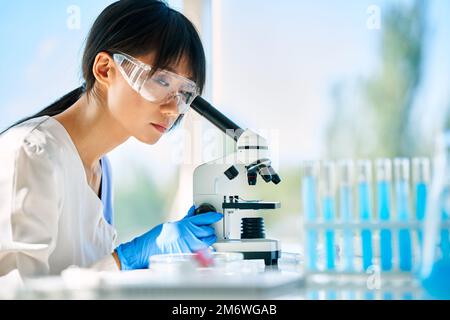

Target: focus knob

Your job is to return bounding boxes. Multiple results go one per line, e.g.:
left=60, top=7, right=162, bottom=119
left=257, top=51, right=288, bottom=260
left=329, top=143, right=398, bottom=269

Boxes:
left=195, top=203, right=217, bottom=215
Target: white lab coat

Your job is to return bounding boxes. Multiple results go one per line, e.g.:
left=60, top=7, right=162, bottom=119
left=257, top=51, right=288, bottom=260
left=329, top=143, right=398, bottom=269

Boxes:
left=0, top=116, right=119, bottom=280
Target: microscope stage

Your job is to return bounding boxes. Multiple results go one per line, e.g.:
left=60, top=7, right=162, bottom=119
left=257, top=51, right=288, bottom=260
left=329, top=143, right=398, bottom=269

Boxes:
left=214, top=239, right=281, bottom=252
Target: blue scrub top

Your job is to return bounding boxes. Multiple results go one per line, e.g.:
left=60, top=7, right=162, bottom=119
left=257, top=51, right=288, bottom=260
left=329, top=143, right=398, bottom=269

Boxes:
left=100, top=156, right=114, bottom=226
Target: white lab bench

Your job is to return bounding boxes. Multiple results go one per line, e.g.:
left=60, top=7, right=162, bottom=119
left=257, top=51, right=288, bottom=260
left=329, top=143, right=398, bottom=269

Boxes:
left=9, top=252, right=427, bottom=300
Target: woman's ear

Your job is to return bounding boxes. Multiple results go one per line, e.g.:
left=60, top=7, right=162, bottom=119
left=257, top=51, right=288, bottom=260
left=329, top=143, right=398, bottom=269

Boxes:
left=92, top=52, right=115, bottom=89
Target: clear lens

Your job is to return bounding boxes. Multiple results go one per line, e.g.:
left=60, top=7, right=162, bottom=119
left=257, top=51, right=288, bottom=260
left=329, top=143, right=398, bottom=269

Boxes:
left=113, top=52, right=199, bottom=115
left=140, top=70, right=198, bottom=114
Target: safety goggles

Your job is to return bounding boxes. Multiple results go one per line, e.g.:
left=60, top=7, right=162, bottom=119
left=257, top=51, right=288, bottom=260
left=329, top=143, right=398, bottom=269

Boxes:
left=112, top=52, right=200, bottom=115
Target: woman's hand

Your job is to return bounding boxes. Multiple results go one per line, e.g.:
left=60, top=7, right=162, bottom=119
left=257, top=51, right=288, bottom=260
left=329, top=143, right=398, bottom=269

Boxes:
left=114, top=205, right=223, bottom=270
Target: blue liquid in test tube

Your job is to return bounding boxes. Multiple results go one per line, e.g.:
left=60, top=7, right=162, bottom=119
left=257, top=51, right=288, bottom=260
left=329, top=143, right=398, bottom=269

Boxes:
left=321, top=162, right=336, bottom=270
left=338, top=161, right=355, bottom=271
left=326, top=290, right=338, bottom=300
left=394, top=158, right=413, bottom=271
left=302, top=162, right=319, bottom=271
left=357, top=160, right=373, bottom=271
left=441, top=206, right=450, bottom=260
left=323, top=197, right=336, bottom=269
left=383, top=292, right=394, bottom=300
left=364, top=291, right=375, bottom=300
left=413, top=158, right=430, bottom=247
left=420, top=133, right=450, bottom=300
left=376, top=159, right=393, bottom=271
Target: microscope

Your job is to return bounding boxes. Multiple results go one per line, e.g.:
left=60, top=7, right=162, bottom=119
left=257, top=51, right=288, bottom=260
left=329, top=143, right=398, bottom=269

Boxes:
left=190, top=97, right=282, bottom=266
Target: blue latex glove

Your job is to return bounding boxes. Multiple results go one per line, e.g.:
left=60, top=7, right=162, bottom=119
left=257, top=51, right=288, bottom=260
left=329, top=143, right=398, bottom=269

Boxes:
left=115, top=205, right=223, bottom=270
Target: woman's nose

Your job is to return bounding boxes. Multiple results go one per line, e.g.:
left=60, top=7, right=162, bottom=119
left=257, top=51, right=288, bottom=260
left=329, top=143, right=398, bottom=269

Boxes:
left=160, top=94, right=180, bottom=115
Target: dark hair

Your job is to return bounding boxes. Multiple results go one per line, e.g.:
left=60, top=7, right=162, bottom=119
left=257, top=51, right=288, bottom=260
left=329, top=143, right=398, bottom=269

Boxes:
left=3, top=0, right=205, bottom=133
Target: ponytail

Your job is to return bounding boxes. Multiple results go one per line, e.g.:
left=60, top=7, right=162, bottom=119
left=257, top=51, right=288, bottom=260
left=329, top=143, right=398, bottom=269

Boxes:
left=1, top=86, right=85, bottom=134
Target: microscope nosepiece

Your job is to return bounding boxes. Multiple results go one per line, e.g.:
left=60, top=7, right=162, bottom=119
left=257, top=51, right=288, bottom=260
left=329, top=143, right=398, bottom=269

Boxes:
left=247, top=171, right=257, bottom=185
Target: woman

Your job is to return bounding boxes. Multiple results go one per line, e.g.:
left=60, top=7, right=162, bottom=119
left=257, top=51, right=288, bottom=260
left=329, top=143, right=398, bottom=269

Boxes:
left=0, top=0, right=222, bottom=278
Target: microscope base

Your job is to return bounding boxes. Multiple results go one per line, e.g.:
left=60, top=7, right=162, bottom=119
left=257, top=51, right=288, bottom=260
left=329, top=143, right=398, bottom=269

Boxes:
left=213, top=239, right=281, bottom=266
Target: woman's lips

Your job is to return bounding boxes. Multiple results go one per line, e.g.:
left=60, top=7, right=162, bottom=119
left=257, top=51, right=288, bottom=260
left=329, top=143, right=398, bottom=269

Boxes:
left=150, top=123, right=167, bottom=133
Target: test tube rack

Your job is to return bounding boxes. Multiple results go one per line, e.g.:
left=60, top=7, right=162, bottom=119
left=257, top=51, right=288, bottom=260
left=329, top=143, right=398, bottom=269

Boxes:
left=301, top=157, right=449, bottom=276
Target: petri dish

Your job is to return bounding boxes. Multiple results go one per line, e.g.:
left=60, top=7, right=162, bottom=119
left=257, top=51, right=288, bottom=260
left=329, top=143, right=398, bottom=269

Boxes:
left=149, top=252, right=244, bottom=275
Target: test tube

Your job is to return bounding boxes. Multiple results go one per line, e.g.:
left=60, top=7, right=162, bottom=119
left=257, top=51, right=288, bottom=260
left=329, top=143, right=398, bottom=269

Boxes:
left=338, top=160, right=355, bottom=271
left=302, top=161, right=320, bottom=271
left=383, top=291, right=394, bottom=300
left=394, top=158, right=413, bottom=271
left=376, top=159, right=393, bottom=271
left=440, top=168, right=449, bottom=261
left=441, top=206, right=450, bottom=261
left=420, top=133, right=450, bottom=299
left=357, top=160, right=373, bottom=271
left=412, top=158, right=430, bottom=247
left=321, top=161, right=337, bottom=270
